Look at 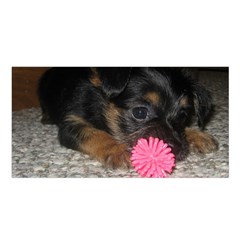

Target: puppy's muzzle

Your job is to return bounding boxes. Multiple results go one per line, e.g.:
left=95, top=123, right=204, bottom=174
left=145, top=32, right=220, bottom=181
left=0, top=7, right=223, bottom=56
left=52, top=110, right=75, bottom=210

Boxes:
left=127, top=122, right=189, bottom=161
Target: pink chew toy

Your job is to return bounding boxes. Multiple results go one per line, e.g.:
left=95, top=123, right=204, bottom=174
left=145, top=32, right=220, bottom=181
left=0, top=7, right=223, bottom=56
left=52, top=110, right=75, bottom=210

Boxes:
left=131, top=137, right=175, bottom=178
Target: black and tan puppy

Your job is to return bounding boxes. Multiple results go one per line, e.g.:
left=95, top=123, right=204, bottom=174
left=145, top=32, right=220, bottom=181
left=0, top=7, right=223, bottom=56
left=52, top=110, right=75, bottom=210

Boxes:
left=38, top=67, right=218, bottom=169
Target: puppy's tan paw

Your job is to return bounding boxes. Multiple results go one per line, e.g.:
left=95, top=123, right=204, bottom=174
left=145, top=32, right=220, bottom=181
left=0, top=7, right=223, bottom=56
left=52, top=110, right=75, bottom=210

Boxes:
left=103, top=143, right=131, bottom=169
left=185, top=128, right=218, bottom=154
left=79, top=128, right=131, bottom=169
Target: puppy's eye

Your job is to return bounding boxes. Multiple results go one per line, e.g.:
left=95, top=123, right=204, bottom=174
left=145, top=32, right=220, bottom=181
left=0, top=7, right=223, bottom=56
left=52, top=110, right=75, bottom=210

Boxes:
left=132, top=107, right=148, bottom=120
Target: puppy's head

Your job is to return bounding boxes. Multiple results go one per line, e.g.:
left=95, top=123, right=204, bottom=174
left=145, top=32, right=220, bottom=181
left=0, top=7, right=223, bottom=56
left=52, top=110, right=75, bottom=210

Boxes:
left=102, top=67, right=212, bottom=161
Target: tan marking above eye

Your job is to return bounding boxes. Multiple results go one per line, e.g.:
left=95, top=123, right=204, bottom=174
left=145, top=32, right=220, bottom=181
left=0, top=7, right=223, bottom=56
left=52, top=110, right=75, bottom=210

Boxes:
left=179, top=96, right=189, bottom=107
left=144, top=91, right=160, bottom=106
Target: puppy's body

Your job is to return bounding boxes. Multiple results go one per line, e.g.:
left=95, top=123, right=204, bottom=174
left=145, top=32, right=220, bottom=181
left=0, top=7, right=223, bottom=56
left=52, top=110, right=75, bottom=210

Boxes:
left=38, top=67, right=218, bottom=168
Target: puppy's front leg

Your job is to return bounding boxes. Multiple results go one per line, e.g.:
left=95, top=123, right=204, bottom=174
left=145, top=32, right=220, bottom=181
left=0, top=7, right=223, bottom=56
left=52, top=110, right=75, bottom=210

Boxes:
left=185, top=128, right=218, bottom=154
left=59, top=115, right=131, bottom=169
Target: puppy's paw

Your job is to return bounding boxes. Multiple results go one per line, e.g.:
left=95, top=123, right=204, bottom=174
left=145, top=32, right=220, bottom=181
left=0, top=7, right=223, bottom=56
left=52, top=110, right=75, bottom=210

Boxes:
left=185, top=128, right=218, bottom=154
left=78, top=128, right=131, bottom=169
left=103, top=143, right=131, bottom=169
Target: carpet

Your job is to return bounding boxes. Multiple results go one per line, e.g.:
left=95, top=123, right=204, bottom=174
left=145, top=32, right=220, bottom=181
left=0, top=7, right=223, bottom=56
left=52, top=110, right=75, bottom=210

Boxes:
left=12, top=70, right=229, bottom=178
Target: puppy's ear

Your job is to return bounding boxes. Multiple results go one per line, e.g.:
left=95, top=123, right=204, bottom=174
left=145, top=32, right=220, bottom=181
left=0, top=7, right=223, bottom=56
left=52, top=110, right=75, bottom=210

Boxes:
left=193, top=84, right=213, bottom=129
left=97, top=67, right=132, bottom=98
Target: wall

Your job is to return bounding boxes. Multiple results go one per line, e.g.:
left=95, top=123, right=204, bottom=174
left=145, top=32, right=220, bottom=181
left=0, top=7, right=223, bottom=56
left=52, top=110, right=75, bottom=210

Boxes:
left=12, top=67, right=50, bottom=110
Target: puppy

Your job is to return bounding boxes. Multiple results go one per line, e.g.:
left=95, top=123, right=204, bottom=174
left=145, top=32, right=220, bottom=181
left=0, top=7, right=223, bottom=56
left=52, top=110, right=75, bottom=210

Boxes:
left=38, top=67, right=218, bottom=169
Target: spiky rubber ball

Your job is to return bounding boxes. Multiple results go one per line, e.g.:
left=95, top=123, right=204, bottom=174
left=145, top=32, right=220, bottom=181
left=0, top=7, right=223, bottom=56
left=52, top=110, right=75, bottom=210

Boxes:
left=131, top=137, right=175, bottom=178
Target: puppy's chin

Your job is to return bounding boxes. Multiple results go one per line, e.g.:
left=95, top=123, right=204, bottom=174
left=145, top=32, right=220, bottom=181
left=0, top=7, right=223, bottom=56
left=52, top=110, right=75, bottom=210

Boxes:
left=125, top=125, right=189, bottom=161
